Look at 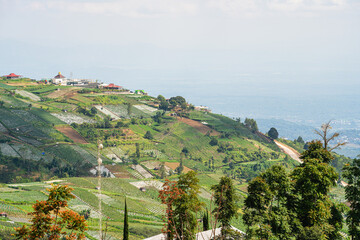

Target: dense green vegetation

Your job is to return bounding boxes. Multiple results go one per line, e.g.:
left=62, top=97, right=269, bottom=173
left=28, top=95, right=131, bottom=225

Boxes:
left=0, top=78, right=356, bottom=239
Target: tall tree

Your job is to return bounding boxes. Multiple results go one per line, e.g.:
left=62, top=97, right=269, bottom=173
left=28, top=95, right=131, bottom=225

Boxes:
left=202, top=210, right=209, bottom=231
left=211, top=176, right=239, bottom=236
left=158, top=180, right=183, bottom=239
left=123, top=198, right=129, bottom=240
left=343, top=158, right=360, bottom=240
left=243, top=165, right=297, bottom=239
left=173, top=171, right=203, bottom=239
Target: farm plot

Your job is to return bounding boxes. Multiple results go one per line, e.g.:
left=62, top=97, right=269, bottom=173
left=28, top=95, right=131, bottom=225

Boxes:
left=131, top=164, right=153, bottom=179
left=55, top=126, right=88, bottom=144
left=0, top=122, right=7, bottom=132
left=0, top=191, right=47, bottom=203
left=47, top=144, right=95, bottom=165
left=46, top=87, right=78, bottom=99
left=30, top=85, right=59, bottom=94
left=0, top=82, right=17, bottom=90
left=106, top=104, right=153, bottom=118
left=133, top=104, right=158, bottom=115
left=129, top=180, right=163, bottom=190
left=30, top=108, right=65, bottom=125
left=51, top=113, right=96, bottom=124
left=0, top=108, right=49, bottom=139
left=106, top=153, right=122, bottom=163
left=104, top=165, right=130, bottom=178
left=142, top=161, right=171, bottom=174
left=177, top=117, right=220, bottom=136
left=165, top=162, right=192, bottom=173
left=10, top=143, right=50, bottom=161
left=0, top=143, right=20, bottom=157
left=15, top=90, right=40, bottom=101
left=0, top=202, right=27, bottom=216
left=94, top=105, right=120, bottom=120
left=0, top=94, right=28, bottom=108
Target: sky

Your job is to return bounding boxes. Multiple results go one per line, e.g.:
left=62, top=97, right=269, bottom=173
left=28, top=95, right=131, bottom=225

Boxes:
left=0, top=0, right=359, bottom=122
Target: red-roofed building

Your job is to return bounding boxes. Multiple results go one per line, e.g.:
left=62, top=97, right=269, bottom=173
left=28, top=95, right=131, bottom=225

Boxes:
left=0, top=212, right=7, bottom=217
left=52, top=72, right=67, bottom=85
left=103, top=83, right=122, bottom=90
left=3, top=73, right=21, bottom=79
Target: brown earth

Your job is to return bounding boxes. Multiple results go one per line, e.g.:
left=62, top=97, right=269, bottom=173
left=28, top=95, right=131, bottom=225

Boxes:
left=47, top=88, right=79, bottom=99
left=104, top=165, right=130, bottom=178
left=165, top=162, right=192, bottom=173
left=177, top=117, right=220, bottom=136
left=6, top=82, right=38, bottom=86
left=55, top=126, right=88, bottom=144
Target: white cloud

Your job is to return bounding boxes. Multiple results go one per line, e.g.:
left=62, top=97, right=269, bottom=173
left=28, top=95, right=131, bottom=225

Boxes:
left=267, top=0, right=347, bottom=12
left=27, top=0, right=198, bottom=18
left=4, top=0, right=352, bottom=19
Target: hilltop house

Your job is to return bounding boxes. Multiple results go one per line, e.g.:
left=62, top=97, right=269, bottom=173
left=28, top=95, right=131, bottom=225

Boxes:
left=103, top=83, right=123, bottom=90
left=195, top=105, right=211, bottom=113
left=0, top=212, right=8, bottom=217
left=3, top=73, right=22, bottom=79
left=52, top=72, right=67, bottom=85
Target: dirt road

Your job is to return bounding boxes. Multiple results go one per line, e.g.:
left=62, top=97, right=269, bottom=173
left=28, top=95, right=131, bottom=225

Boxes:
left=274, top=140, right=302, bottom=163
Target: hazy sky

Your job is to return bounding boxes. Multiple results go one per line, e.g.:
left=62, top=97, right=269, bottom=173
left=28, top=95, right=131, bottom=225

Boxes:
left=0, top=0, right=359, bottom=114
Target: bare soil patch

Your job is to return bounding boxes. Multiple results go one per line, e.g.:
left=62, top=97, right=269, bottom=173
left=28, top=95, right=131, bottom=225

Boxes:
left=177, top=117, right=220, bottom=136
left=47, top=88, right=79, bottom=99
left=6, top=82, right=38, bottom=86
left=55, top=126, right=88, bottom=144
left=165, top=162, right=192, bottom=173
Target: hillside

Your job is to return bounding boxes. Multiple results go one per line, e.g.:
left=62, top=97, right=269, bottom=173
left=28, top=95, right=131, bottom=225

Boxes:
left=0, top=77, right=321, bottom=238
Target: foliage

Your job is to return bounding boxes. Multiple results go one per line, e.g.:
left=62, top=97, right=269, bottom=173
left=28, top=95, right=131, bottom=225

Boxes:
left=268, top=127, right=279, bottom=139
left=244, top=118, right=258, bottom=132
left=343, top=158, right=360, bottom=239
left=173, top=171, right=203, bottom=239
left=14, top=184, right=87, bottom=239
left=144, top=130, right=154, bottom=140
left=243, top=139, right=342, bottom=239
left=158, top=179, right=183, bottom=239
left=211, top=176, right=239, bottom=232
left=123, top=198, right=129, bottom=240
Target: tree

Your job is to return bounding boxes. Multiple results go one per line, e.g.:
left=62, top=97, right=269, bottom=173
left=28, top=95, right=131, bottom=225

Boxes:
left=173, top=171, right=203, bottom=239
left=123, top=198, right=129, bottom=240
left=297, top=136, right=305, bottom=144
left=0, top=100, right=4, bottom=107
left=314, top=121, right=346, bottom=151
left=244, top=118, right=258, bottom=132
left=135, top=143, right=141, bottom=159
left=211, top=176, right=239, bottom=235
left=157, top=95, right=166, bottom=102
left=126, top=103, right=132, bottom=117
left=202, top=210, right=209, bottom=231
left=144, top=130, right=154, bottom=140
left=209, top=137, right=218, bottom=146
left=90, top=106, right=97, bottom=116
left=159, top=179, right=184, bottom=239
left=268, top=127, right=279, bottom=139
left=343, top=158, right=360, bottom=239
left=243, top=165, right=296, bottom=239
left=15, top=184, right=87, bottom=239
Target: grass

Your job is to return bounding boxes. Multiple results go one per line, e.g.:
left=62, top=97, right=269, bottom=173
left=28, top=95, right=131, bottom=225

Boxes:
left=0, top=83, right=17, bottom=90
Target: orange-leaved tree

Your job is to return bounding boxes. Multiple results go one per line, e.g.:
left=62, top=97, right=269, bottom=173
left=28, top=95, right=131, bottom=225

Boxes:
left=158, top=179, right=184, bottom=240
left=14, top=184, right=87, bottom=240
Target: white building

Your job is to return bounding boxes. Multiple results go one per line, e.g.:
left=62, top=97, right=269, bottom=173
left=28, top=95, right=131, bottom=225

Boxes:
left=52, top=72, right=67, bottom=85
